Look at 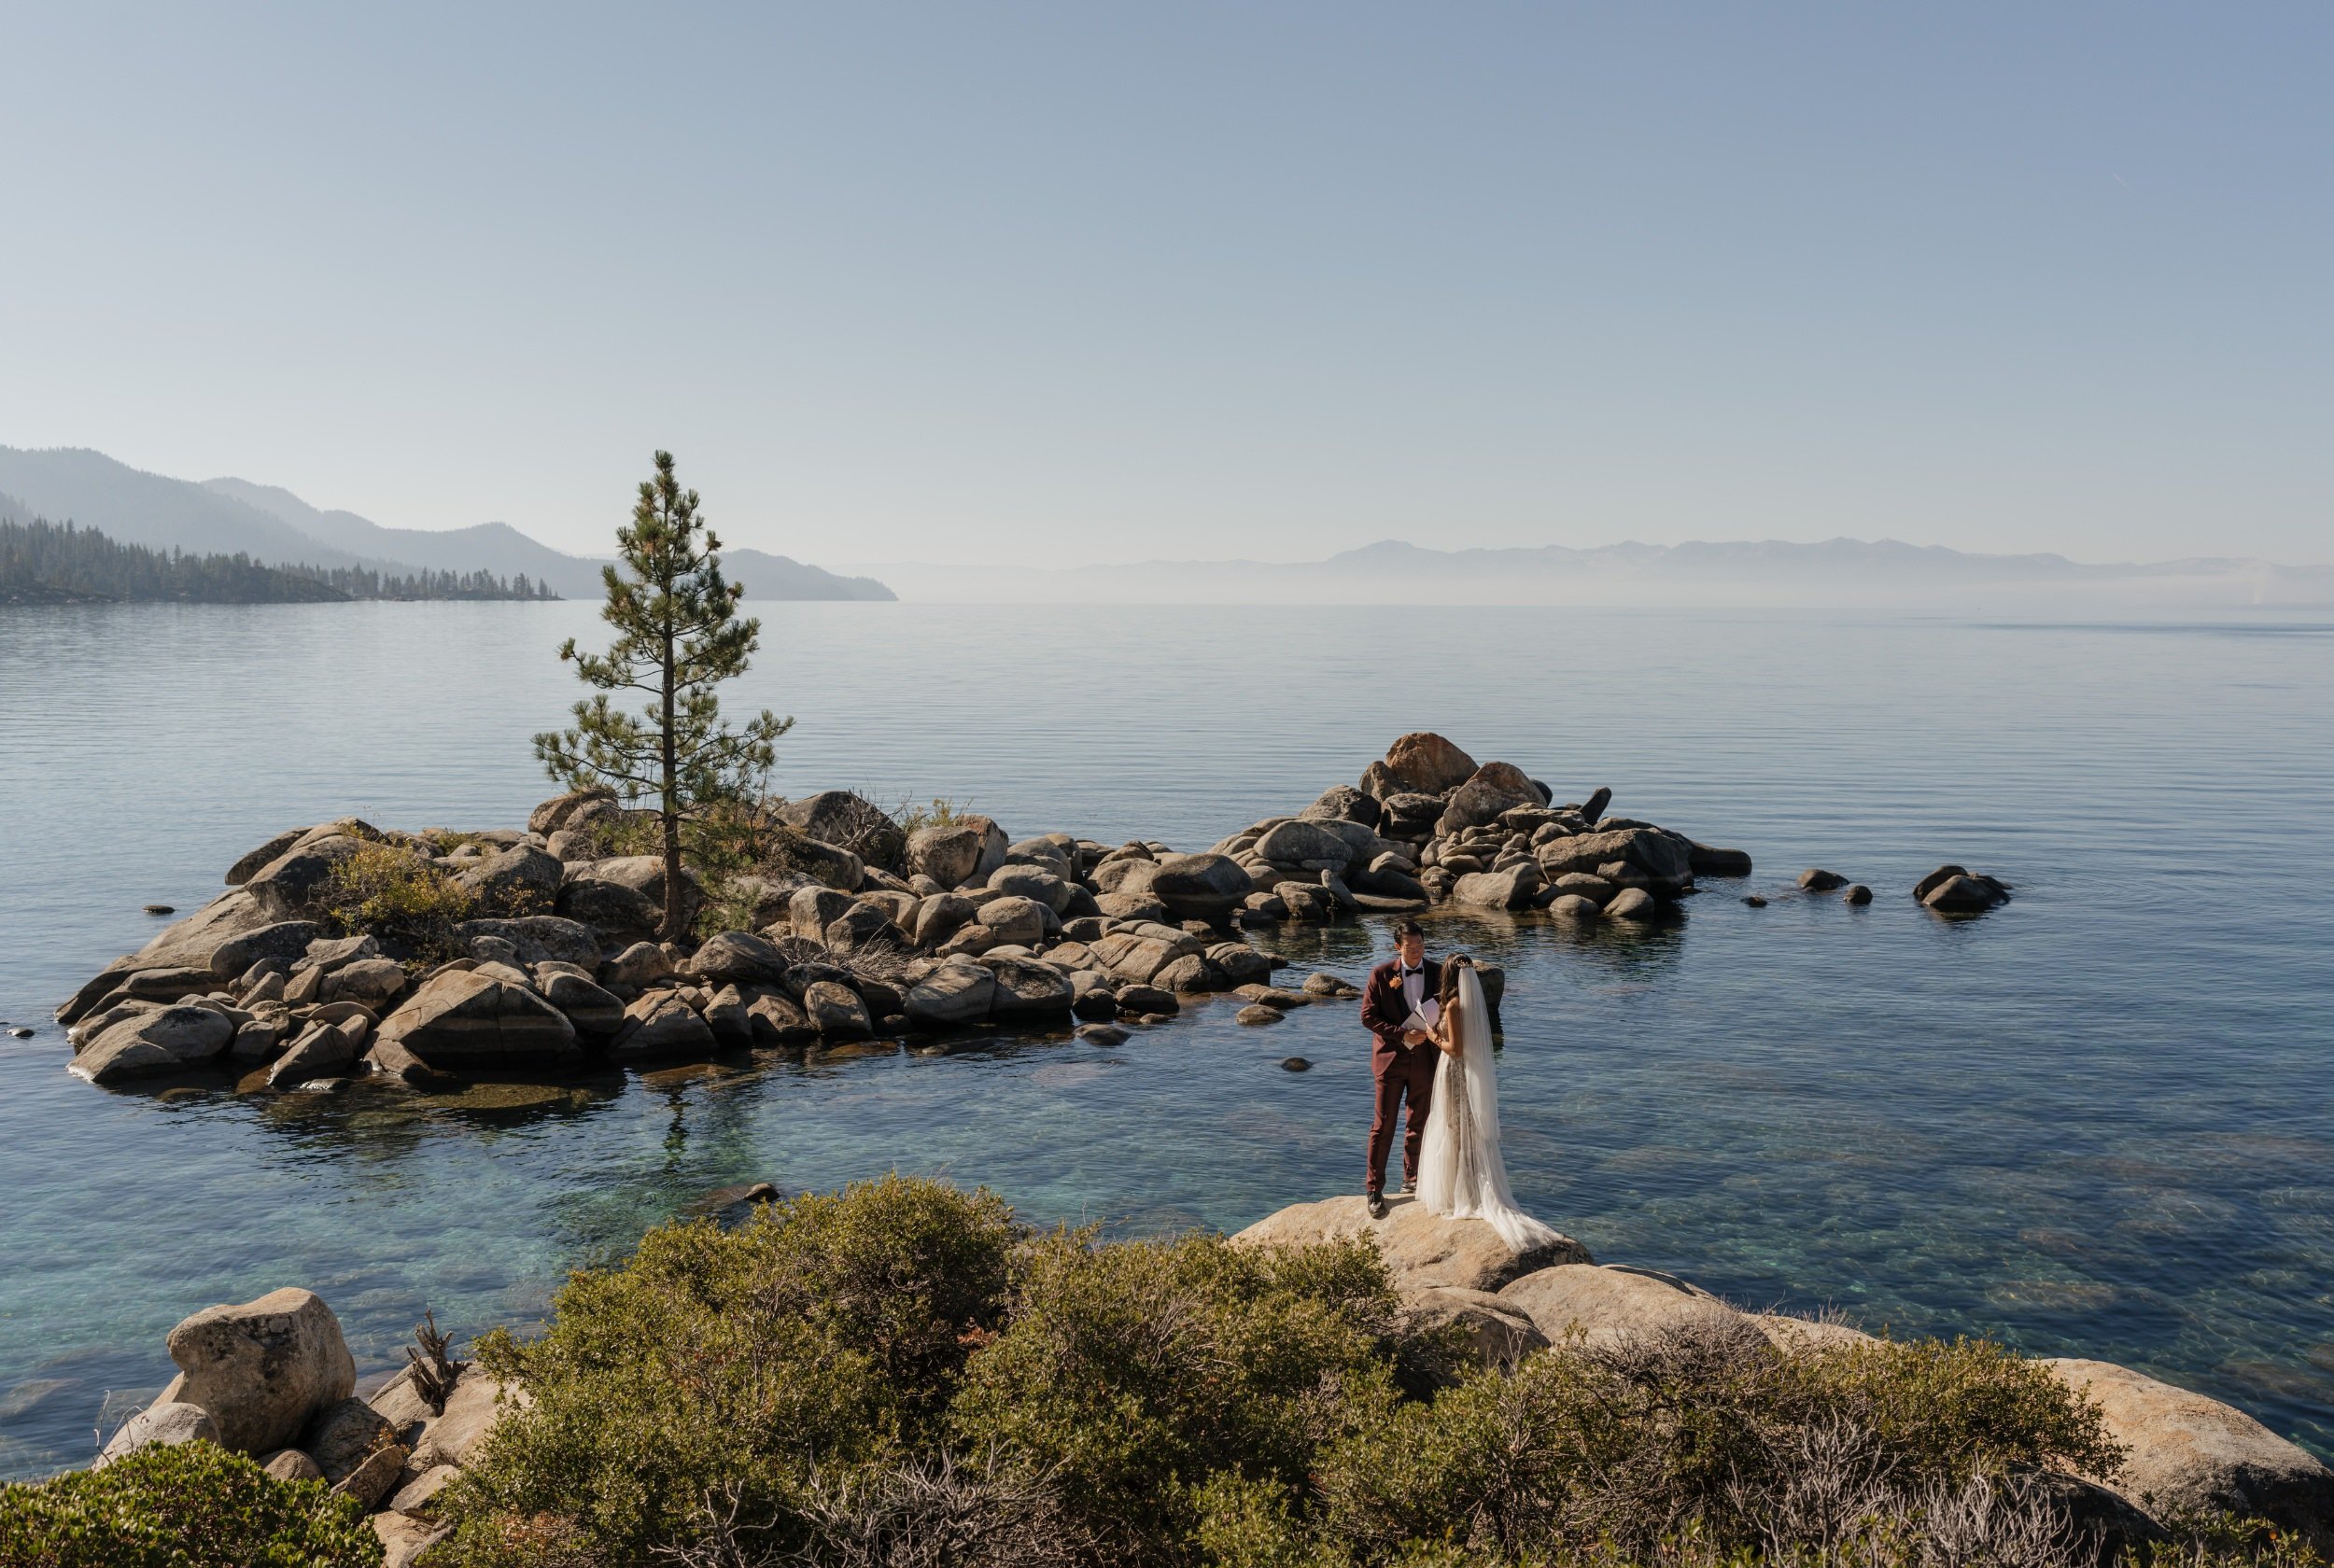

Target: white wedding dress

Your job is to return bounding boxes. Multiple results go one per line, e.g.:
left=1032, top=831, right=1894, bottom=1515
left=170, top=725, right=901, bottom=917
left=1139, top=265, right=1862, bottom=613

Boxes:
left=1414, top=966, right=1564, bottom=1253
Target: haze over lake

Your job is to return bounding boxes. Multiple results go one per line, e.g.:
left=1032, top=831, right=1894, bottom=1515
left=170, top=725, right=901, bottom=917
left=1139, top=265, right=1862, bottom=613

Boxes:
left=2, top=599, right=2328, bottom=1479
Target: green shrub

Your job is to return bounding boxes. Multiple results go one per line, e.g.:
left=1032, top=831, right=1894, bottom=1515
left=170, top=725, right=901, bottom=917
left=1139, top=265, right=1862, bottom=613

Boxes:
left=318, top=841, right=476, bottom=959
left=0, top=1440, right=381, bottom=1568
left=436, top=1174, right=1019, bottom=1567
left=1312, top=1322, right=2128, bottom=1565
left=949, top=1229, right=1405, bottom=1563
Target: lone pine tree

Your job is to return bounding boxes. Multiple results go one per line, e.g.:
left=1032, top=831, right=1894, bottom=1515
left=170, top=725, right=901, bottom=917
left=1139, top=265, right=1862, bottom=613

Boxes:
left=534, top=451, right=792, bottom=940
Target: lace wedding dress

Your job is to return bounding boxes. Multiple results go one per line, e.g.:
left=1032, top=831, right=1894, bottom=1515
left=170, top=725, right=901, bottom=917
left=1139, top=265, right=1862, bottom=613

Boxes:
left=1413, top=966, right=1563, bottom=1252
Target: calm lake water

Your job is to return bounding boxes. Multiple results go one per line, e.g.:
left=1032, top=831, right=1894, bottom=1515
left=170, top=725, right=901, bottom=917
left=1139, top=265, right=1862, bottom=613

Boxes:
left=1, top=601, right=2330, bottom=1478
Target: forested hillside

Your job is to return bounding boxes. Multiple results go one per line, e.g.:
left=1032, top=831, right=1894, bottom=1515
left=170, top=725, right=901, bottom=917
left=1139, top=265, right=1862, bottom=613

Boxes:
left=0, top=519, right=557, bottom=604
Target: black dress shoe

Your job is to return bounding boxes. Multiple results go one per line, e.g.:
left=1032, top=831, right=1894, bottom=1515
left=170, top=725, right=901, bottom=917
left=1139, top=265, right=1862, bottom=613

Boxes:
left=1366, top=1192, right=1388, bottom=1219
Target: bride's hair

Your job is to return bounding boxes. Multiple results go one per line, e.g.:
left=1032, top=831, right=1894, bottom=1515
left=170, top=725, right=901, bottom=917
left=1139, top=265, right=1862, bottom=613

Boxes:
left=1438, top=954, right=1474, bottom=1007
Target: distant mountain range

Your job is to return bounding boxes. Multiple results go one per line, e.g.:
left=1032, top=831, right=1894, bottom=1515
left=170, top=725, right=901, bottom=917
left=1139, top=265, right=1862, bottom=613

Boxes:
left=850, top=537, right=2334, bottom=608
left=0, top=446, right=895, bottom=601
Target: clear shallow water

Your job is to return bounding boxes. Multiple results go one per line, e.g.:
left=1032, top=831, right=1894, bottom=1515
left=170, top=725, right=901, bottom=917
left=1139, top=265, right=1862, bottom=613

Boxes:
left=1, top=602, right=2329, bottom=1478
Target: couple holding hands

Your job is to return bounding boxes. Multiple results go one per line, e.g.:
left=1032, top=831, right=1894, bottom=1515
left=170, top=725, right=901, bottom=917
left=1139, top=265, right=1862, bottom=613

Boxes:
left=1357, top=918, right=1560, bottom=1252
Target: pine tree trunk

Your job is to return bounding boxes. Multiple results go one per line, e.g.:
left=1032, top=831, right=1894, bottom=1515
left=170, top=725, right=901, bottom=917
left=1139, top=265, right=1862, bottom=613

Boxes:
left=661, top=622, right=682, bottom=942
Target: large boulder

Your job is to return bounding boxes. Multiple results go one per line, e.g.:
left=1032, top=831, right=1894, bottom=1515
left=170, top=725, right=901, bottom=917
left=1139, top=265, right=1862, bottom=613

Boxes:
left=1091, top=858, right=1161, bottom=900
left=787, top=884, right=857, bottom=943
left=802, top=980, right=872, bottom=1039
left=1496, top=1264, right=1748, bottom=1350
left=1384, top=732, right=1478, bottom=795
left=70, top=1004, right=235, bottom=1085
left=1253, top=819, right=1357, bottom=868
left=907, top=818, right=1008, bottom=889
left=243, top=832, right=370, bottom=921
left=97, top=1400, right=222, bottom=1466
left=453, top=844, right=564, bottom=914
left=1536, top=826, right=1694, bottom=894
left=988, top=864, right=1073, bottom=913
left=207, top=920, right=325, bottom=981
left=778, top=791, right=905, bottom=870
left=978, top=896, right=1047, bottom=947
left=163, top=1287, right=355, bottom=1454
left=2045, top=1360, right=2334, bottom=1549
left=267, top=1017, right=368, bottom=1087
left=225, top=827, right=311, bottom=887
left=540, top=970, right=624, bottom=1032
left=825, top=901, right=909, bottom=959
left=562, top=855, right=700, bottom=927
left=1149, top=854, right=1255, bottom=919
left=1301, top=784, right=1382, bottom=830
left=1922, top=870, right=2012, bottom=914
left=377, top=969, right=582, bottom=1066
left=1450, top=863, right=1544, bottom=909
left=1437, top=764, right=1544, bottom=834
left=905, top=961, right=997, bottom=1029
left=771, top=834, right=865, bottom=893
left=451, top=916, right=601, bottom=970
left=1089, top=930, right=1201, bottom=985
left=554, top=875, right=665, bottom=944
left=322, top=957, right=407, bottom=1012
left=1234, top=1195, right=1590, bottom=1293
left=1377, top=791, right=1446, bottom=839
left=912, top=892, right=979, bottom=949
left=1398, top=1284, right=1552, bottom=1369
left=689, top=930, right=792, bottom=986
left=528, top=787, right=617, bottom=836
left=306, top=1396, right=407, bottom=1506
left=986, top=956, right=1076, bottom=1021
left=611, top=991, right=718, bottom=1059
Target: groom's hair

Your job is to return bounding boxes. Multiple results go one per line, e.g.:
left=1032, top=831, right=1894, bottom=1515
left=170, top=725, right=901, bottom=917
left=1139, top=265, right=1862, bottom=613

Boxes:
left=1392, top=918, right=1426, bottom=940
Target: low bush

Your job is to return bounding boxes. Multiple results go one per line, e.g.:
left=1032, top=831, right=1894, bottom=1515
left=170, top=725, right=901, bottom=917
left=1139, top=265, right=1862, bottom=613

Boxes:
left=0, top=1440, right=381, bottom=1567
left=317, top=841, right=476, bottom=959
left=438, top=1174, right=1020, bottom=1565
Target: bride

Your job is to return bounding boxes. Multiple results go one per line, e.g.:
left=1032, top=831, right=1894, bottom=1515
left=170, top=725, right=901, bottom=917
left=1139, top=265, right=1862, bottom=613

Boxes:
left=1414, top=957, right=1564, bottom=1252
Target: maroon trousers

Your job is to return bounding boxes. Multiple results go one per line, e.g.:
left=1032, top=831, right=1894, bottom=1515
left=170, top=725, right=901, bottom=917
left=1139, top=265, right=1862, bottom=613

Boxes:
left=1367, top=1041, right=1438, bottom=1196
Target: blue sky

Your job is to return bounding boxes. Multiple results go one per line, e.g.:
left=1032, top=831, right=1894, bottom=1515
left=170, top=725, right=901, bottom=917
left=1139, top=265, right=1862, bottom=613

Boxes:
left=1, top=4, right=2327, bottom=564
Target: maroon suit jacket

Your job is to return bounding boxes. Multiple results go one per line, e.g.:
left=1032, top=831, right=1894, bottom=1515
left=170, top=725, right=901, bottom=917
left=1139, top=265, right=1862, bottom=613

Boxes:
left=1360, top=957, right=1444, bottom=1067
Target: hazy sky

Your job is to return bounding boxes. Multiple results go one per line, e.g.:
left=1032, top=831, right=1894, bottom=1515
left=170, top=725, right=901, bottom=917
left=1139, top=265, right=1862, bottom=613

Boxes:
left=2, top=5, right=2327, bottom=566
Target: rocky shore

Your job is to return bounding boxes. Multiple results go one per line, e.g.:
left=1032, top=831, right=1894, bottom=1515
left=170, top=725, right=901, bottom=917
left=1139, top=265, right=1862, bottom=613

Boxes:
left=53, top=731, right=1803, bottom=1089
left=89, top=1195, right=2333, bottom=1567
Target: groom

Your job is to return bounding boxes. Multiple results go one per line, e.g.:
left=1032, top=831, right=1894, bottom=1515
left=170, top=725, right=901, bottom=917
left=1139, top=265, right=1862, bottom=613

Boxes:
left=1359, top=918, right=1442, bottom=1219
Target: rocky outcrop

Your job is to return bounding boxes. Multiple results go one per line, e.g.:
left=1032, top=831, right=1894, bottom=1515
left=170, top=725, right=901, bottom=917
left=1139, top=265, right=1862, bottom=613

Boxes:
left=1232, top=1194, right=1591, bottom=1293
left=2046, top=1359, right=2334, bottom=1550
left=103, top=1289, right=521, bottom=1547
left=53, top=736, right=1868, bottom=1092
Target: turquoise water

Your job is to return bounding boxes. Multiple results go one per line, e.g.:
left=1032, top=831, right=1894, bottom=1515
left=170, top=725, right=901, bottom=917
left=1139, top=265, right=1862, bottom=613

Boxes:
left=2, top=602, right=2330, bottom=1477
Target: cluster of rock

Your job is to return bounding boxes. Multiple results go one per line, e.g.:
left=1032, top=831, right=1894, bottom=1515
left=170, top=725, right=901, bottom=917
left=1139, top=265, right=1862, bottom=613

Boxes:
left=1207, top=733, right=1752, bottom=923
left=93, top=1287, right=513, bottom=1566
left=1236, top=1197, right=2334, bottom=1554
left=56, top=732, right=1730, bottom=1089
left=1792, top=863, right=2013, bottom=915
